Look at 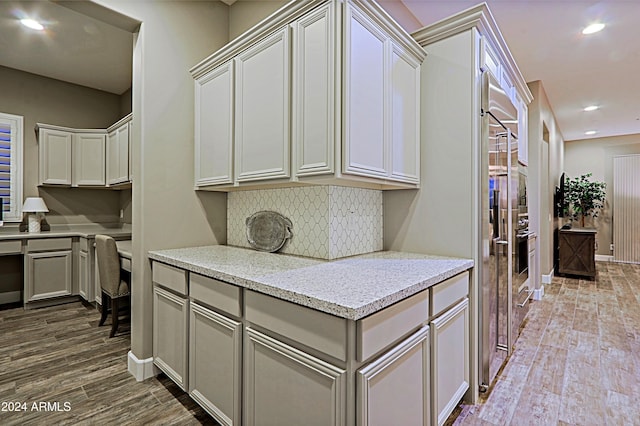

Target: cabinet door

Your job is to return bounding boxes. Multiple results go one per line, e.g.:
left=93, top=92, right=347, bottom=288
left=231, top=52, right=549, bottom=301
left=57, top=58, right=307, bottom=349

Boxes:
left=358, top=326, right=430, bottom=426
left=25, top=251, right=73, bottom=302
left=189, top=302, right=242, bottom=426
left=389, top=42, right=420, bottom=184
left=117, top=123, right=130, bottom=183
left=235, top=27, right=290, bottom=182
left=153, top=285, right=189, bottom=390
left=292, top=3, right=335, bottom=177
left=78, top=250, right=89, bottom=301
left=244, top=327, right=346, bottom=426
left=107, top=123, right=130, bottom=185
left=431, top=298, right=469, bottom=426
left=107, top=129, right=119, bottom=185
left=195, top=61, right=234, bottom=186
left=73, top=133, right=106, bottom=186
left=343, top=4, right=387, bottom=179
left=39, top=128, right=72, bottom=185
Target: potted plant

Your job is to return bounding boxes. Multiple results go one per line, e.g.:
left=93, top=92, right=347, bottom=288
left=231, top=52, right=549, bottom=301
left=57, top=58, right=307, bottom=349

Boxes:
left=563, top=173, right=606, bottom=227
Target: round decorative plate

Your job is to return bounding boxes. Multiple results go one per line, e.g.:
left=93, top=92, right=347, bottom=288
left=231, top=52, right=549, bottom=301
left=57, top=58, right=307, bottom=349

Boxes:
left=245, top=211, right=293, bottom=252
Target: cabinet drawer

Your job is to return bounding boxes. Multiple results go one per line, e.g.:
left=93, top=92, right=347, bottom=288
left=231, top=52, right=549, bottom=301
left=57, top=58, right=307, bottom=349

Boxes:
left=528, top=236, right=536, bottom=252
left=152, top=262, right=187, bottom=296
left=190, top=273, right=241, bottom=318
left=431, top=271, right=469, bottom=318
left=27, top=237, right=73, bottom=252
left=120, top=257, right=131, bottom=272
left=0, top=240, right=22, bottom=255
left=245, top=290, right=347, bottom=361
left=357, top=289, right=429, bottom=362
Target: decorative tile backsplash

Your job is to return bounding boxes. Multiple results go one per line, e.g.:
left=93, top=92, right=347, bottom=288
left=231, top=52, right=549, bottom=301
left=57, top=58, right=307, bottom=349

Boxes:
left=227, top=186, right=382, bottom=259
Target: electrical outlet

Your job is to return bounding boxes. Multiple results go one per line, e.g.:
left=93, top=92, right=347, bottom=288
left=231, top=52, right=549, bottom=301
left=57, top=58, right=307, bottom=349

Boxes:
left=610, top=243, right=614, bottom=251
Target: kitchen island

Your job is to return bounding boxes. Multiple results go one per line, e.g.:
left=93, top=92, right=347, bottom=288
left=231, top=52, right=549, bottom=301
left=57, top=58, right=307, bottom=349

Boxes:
left=149, top=245, right=473, bottom=426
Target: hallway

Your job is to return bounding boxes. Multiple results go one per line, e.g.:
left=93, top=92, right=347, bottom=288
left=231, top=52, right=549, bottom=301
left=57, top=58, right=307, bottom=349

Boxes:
left=451, top=262, right=640, bottom=425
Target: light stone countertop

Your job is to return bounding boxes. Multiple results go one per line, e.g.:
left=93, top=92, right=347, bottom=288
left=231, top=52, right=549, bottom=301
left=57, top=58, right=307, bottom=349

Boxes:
left=0, top=223, right=132, bottom=240
left=148, top=245, right=473, bottom=320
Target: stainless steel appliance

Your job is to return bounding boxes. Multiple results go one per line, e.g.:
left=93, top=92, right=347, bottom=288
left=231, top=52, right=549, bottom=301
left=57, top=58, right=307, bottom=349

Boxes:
left=480, top=70, right=530, bottom=389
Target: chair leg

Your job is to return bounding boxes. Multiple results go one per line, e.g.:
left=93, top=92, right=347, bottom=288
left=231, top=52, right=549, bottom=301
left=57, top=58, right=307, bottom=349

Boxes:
left=99, top=292, right=110, bottom=327
left=110, top=297, right=120, bottom=338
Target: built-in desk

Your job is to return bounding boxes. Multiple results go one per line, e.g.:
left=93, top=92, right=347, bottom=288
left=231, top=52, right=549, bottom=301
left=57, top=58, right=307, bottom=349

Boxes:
left=116, top=240, right=132, bottom=272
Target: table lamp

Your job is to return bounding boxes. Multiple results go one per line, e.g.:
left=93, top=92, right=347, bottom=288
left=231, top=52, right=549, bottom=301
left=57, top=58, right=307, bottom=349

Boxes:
left=22, top=197, right=49, bottom=233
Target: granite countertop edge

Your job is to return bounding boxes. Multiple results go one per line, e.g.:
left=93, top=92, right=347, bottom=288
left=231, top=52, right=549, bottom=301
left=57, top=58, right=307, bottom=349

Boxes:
left=148, top=246, right=474, bottom=320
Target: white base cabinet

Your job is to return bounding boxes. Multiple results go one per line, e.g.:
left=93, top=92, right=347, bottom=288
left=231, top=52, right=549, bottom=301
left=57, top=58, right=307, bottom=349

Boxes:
left=153, top=284, right=189, bottom=390
left=151, top=259, right=471, bottom=426
left=431, top=299, right=470, bottom=426
left=189, top=302, right=242, bottom=426
left=358, top=326, right=430, bottom=426
left=244, top=327, right=346, bottom=426
left=24, top=238, right=74, bottom=305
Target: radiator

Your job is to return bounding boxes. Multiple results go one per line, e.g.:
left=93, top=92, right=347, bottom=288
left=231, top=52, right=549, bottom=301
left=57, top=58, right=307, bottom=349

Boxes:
left=613, top=155, right=640, bottom=264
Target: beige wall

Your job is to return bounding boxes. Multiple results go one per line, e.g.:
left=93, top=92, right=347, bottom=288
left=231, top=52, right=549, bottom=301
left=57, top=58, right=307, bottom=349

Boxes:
left=228, top=1, right=286, bottom=40
left=0, top=65, right=129, bottom=225
left=564, top=134, right=640, bottom=256
left=527, top=80, right=564, bottom=279
left=94, top=0, right=229, bottom=363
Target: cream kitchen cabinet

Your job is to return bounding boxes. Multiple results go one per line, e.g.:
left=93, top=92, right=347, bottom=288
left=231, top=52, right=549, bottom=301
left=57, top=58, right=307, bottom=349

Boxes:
left=73, top=132, right=106, bottom=186
left=343, top=4, right=421, bottom=184
left=235, top=27, right=290, bottom=183
left=152, top=263, right=189, bottom=391
left=189, top=273, right=242, bottom=426
left=429, top=273, right=470, bottom=426
left=195, top=61, right=234, bottom=186
left=37, top=115, right=132, bottom=189
left=107, top=115, right=132, bottom=186
left=150, top=254, right=471, bottom=426
left=78, top=248, right=89, bottom=301
left=358, top=326, right=430, bottom=426
left=192, top=0, right=425, bottom=191
left=37, top=124, right=106, bottom=187
left=24, top=238, right=73, bottom=305
left=244, top=327, right=347, bottom=426
left=37, top=126, right=73, bottom=185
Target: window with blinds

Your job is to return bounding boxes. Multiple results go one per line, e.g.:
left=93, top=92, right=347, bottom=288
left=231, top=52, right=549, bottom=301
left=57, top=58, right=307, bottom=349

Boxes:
left=0, top=113, right=24, bottom=223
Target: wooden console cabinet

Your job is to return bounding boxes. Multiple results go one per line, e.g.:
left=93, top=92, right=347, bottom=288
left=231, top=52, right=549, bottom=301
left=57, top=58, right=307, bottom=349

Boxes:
left=558, top=228, right=596, bottom=278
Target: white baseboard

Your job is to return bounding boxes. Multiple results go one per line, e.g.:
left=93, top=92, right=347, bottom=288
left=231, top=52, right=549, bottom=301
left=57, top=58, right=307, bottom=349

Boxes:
left=0, top=291, right=21, bottom=305
left=533, top=285, right=545, bottom=301
left=595, top=255, right=614, bottom=262
left=128, top=350, right=159, bottom=382
left=541, top=269, right=554, bottom=284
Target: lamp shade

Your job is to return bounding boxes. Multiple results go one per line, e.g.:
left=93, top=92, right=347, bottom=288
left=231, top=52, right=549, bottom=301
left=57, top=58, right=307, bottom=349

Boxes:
left=22, top=197, right=49, bottom=213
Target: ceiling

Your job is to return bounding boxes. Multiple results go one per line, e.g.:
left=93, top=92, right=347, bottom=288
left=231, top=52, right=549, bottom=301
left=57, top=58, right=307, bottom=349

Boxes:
left=0, top=1, right=132, bottom=95
left=1, top=1, right=638, bottom=141
left=397, top=0, right=640, bottom=142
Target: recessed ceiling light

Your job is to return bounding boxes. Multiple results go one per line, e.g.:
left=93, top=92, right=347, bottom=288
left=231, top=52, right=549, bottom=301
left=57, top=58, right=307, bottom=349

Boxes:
left=585, top=130, right=597, bottom=135
left=582, top=23, right=605, bottom=35
left=583, top=105, right=599, bottom=112
left=20, top=18, right=44, bottom=31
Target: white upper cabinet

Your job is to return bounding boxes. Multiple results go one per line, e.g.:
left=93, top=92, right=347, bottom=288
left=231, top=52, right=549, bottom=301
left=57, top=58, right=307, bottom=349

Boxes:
left=38, top=127, right=73, bottom=186
left=37, top=114, right=132, bottom=189
left=195, top=61, right=234, bottom=186
left=107, top=114, right=132, bottom=186
left=191, top=0, right=426, bottom=191
left=344, top=4, right=387, bottom=179
left=292, top=3, right=335, bottom=177
left=73, top=132, right=106, bottom=187
left=235, top=28, right=290, bottom=183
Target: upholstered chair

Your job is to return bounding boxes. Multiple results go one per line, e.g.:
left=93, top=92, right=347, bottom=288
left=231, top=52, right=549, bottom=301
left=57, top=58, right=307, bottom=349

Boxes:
left=95, top=234, right=130, bottom=337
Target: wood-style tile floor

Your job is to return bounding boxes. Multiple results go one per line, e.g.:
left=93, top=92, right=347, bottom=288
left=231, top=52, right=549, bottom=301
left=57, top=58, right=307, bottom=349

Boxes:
left=0, top=301, right=218, bottom=425
left=450, top=261, right=640, bottom=426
